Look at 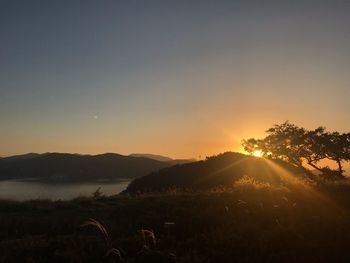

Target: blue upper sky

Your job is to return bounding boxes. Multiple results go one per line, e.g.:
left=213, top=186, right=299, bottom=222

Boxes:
left=1, top=0, right=350, bottom=158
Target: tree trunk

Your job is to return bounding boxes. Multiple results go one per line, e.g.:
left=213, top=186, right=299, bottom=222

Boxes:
left=335, top=158, right=344, bottom=177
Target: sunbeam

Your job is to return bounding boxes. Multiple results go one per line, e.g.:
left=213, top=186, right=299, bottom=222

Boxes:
left=262, top=158, right=346, bottom=213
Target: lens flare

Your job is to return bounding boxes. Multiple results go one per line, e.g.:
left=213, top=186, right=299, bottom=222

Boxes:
left=253, top=150, right=263, bottom=158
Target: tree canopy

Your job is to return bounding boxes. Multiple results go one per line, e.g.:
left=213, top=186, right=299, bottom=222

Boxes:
left=242, top=122, right=350, bottom=178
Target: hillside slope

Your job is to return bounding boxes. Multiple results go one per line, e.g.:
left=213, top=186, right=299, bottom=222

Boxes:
left=125, top=152, right=307, bottom=193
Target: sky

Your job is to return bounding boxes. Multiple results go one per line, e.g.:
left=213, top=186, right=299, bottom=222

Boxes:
left=1, top=0, right=350, bottom=159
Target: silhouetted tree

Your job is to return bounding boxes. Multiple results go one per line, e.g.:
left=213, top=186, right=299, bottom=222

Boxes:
left=242, top=121, right=350, bottom=178
left=310, top=131, right=350, bottom=177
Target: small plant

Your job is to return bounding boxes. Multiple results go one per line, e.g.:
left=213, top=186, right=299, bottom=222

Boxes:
left=80, top=219, right=176, bottom=262
left=139, top=229, right=156, bottom=250
left=92, top=187, right=104, bottom=199
left=137, top=229, right=177, bottom=262
left=80, top=218, right=121, bottom=262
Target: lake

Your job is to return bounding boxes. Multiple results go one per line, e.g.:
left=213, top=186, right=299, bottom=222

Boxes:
left=0, top=180, right=130, bottom=201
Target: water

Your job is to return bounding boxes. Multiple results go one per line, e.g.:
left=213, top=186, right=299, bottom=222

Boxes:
left=0, top=180, right=130, bottom=201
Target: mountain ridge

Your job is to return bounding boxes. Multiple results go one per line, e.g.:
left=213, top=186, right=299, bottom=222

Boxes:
left=0, top=152, right=173, bottom=183
left=129, top=153, right=195, bottom=164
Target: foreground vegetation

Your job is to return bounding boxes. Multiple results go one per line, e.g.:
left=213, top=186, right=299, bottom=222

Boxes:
left=1, top=178, right=350, bottom=263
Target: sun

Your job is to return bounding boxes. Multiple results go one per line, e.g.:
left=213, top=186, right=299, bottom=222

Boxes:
left=252, top=150, right=263, bottom=158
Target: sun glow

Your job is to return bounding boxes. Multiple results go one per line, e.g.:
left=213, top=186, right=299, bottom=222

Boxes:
left=253, top=150, right=263, bottom=158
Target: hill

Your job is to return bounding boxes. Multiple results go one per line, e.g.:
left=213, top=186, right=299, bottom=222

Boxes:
left=0, top=153, right=41, bottom=161
left=0, top=153, right=172, bottom=182
left=125, top=152, right=307, bottom=193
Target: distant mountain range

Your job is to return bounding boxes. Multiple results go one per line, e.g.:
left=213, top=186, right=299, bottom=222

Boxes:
left=0, top=152, right=194, bottom=183
left=125, top=152, right=307, bottom=193
left=129, top=153, right=195, bottom=165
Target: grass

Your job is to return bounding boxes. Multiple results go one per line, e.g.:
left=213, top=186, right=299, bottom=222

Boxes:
left=0, top=178, right=350, bottom=262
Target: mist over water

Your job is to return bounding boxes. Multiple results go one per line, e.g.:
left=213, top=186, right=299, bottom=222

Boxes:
left=0, top=180, right=130, bottom=201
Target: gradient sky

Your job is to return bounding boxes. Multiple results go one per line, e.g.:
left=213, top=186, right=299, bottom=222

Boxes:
left=1, top=1, right=350, bottom=159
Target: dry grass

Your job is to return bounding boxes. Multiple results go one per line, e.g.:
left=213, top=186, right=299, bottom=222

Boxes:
left=234, top=176, right=273, bottom=190
left=81, top=218, right=121, bottom=262
left=139, top=229, right=156, bottom=249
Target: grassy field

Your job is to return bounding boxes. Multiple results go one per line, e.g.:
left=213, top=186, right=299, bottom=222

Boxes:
left=1, top=178, right=350, bottom=262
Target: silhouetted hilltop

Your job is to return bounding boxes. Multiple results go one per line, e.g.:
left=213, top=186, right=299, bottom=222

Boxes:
left=0, top=153, right=172, bottom=182
left=125, top=152, right=307, bottom=193
left=1, top=153, right=41, bottom=161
